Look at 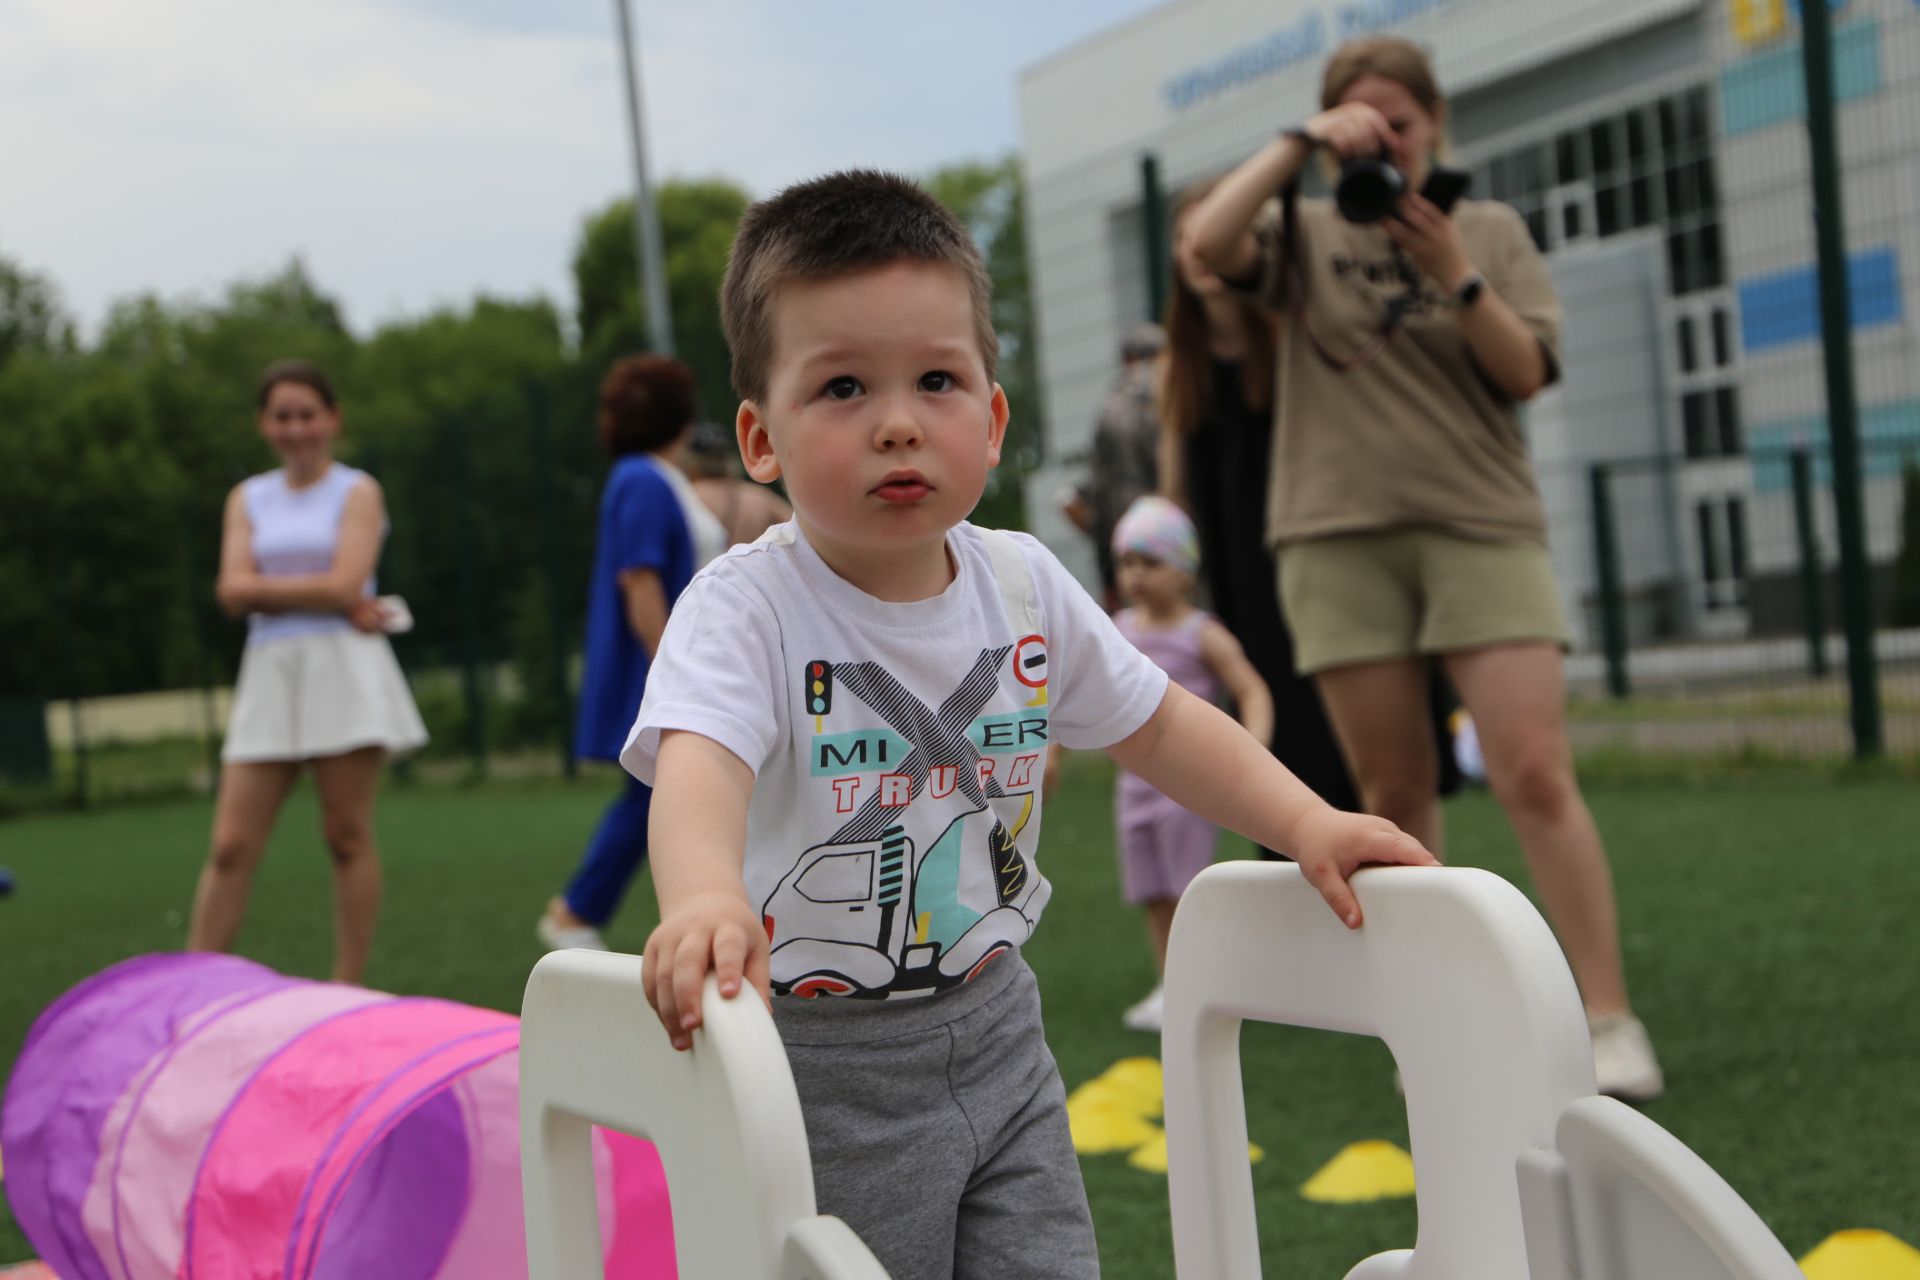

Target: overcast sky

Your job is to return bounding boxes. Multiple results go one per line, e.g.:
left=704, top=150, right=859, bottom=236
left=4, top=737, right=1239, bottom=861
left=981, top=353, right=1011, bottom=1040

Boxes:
left=0, top=0, right=1167, bottom=337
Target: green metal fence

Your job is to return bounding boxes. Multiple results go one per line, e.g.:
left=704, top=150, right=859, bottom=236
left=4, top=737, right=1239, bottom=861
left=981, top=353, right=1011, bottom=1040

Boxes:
left=1551, top=432, right=1920, bottom=764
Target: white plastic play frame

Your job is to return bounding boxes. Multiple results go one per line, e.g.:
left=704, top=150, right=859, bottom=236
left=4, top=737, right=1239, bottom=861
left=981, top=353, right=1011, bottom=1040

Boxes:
left=519, top=950, right=888, bottom=1280
left=1160, top=861, right=1804, bottom=1280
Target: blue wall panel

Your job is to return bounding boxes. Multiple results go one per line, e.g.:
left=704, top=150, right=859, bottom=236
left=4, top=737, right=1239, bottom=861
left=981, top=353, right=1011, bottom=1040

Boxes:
left=1737, top=245, right=1903, bottom=354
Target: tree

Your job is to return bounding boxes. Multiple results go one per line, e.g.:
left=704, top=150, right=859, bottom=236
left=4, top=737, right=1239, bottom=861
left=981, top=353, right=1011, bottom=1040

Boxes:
left=0, top=352, right=195, bottom=697
left=571, top=179, right=750, bottom=420
left=0, top=158, right=1047, bottom=709
left=0, top=256, right=74, bottom=368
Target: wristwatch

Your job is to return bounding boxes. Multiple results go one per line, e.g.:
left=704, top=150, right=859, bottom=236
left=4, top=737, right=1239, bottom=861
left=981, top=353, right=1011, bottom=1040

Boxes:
left=1281, top=125, right=1319, bottom=149
left=1454, top=272, right=1487, bottom=310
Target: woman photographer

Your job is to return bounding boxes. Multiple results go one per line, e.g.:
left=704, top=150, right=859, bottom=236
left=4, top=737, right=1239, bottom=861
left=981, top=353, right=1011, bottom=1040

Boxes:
left=1187, top=36, right=1662, bottom=1099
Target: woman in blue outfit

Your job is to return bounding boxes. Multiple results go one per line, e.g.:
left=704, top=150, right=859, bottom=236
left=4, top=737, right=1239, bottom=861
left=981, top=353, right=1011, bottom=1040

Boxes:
left=537, top=355, right=724, bottom=950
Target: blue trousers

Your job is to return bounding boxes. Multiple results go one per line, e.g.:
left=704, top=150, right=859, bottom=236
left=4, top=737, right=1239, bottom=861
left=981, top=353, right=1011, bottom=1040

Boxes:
left=563, top=775, right=653, bottom=927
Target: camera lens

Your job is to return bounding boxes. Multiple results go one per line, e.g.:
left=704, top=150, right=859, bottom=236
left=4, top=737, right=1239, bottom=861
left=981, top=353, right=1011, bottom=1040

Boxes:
left=1336, top=156, right=1406, bottom=224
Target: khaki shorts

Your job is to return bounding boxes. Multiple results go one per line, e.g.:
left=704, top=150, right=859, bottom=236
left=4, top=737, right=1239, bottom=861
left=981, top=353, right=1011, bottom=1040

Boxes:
left=1277, top=528, right=1573, bottom=675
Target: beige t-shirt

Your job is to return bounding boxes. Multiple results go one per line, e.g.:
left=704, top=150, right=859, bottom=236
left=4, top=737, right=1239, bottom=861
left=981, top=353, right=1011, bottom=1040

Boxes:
left=1249, top=195, right=1560, bottom=547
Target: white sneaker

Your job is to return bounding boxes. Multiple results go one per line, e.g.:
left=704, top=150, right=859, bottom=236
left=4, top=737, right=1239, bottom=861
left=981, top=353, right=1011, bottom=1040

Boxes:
left=536, top=913, right=608, bottom=952
left=1590, top=1012, right=1665, bottom=1102
left=1122, top=984, right=1165, bottom=1033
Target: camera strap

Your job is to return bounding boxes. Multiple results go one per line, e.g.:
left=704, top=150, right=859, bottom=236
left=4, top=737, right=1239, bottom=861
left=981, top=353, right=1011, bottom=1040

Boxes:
left=1280, top=180, right=1410, bottom=373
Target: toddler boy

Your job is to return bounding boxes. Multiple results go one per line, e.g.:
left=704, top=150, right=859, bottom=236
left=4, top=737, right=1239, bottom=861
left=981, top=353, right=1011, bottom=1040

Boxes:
left=623, top=169, right=1436, bottom=1280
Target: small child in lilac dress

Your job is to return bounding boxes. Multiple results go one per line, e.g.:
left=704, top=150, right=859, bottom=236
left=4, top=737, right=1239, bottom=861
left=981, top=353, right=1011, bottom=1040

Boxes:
left=1108, top=497, right=1274, bottom=1032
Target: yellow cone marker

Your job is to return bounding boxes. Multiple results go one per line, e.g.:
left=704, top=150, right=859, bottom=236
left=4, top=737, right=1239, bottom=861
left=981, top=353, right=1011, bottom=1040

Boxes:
left=1300, top=1140, right=1417, bottom=1203
left=1066, top=1056, right=1258, bottom=1173
left=1129, top=1130, right=1170, bottom=1173
left=1066, top=1057, right=1162, bottom=1115
left=1068, top=1103, right=1162, bottom=1155
left=1125, top=1131, right=1262, bottom=1174
left=1067, top=1057, right=1165, bottom=1155
left=1800, top=1229, right=1920, bottom=1279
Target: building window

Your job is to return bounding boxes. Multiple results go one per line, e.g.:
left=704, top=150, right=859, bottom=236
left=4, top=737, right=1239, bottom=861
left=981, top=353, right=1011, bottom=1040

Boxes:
left=1678, top=317, right=1698, bottom=374
left=1626, top=109, right=1651, bottom=168
left=1696, top=224, right=1725, bottom=289
left=1695, top=498, right=1749, bottom=610
left=1631, top=174, right=1655, bottom=228
left=1485, top=90, right=1724, bottom=297
left=1668, top=231, right=1692, bottom=294
left=1682, top=86, right=1712, bottom=144
left=1590, top=119, right=1617, bottom=178
left=1557, top=130, right=1585, bottom=184
left=1598, top=185, right=1622, bottom=237
left=1711, top=307, right=1733, bottom=366
left=1697, top=501, right=1721, bottom=588
left=1562, top=200, right=1585, bottom=241
left=1665, top=162, right=1695, bottom=218
left=1727, top=497, right=1748, bottom=585
left=1715, top=386, right=1744, bottom=455
left=1683, top=392, right=1712, bottom=458
left=1680, top=383, right=1746, bottom=459
left=1695, top=158, right=1717, bottom=210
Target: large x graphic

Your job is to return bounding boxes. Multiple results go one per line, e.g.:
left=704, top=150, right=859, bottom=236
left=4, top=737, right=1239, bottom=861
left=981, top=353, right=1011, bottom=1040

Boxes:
left=827, top=645, right=1015, bottom=845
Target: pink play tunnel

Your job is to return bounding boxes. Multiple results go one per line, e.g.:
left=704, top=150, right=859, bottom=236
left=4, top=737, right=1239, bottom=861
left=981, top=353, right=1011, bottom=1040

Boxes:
left=1, top=954, right=676, bottom=1280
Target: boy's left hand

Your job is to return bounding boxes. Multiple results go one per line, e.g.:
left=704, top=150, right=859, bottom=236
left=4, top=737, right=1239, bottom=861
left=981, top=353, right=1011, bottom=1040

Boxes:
left=1289, top=808, right=1440, bottom=929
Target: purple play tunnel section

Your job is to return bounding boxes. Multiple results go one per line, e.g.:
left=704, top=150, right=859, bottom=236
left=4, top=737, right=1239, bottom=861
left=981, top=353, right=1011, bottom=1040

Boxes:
left=1, top=954, right=675, bottom=1280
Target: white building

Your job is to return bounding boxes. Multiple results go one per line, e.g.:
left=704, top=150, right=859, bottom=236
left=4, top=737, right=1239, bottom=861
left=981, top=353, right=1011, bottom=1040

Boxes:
left=1018, top=0, right=1920, bottom=647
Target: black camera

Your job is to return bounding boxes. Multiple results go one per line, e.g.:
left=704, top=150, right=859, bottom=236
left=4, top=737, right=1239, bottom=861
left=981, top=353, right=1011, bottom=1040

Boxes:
left=1335, top=153, right=1407, bottom=224
left=1335, top=155, right=1473, bottom=224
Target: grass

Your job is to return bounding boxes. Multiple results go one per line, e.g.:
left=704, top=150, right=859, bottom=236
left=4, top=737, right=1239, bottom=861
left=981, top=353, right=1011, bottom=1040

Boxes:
left=3, top=762, right=1917, bottom=1275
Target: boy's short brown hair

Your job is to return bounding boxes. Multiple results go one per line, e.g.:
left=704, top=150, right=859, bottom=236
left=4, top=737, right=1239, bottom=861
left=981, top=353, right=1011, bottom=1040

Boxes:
left=720, top=169, right=998, bottom=402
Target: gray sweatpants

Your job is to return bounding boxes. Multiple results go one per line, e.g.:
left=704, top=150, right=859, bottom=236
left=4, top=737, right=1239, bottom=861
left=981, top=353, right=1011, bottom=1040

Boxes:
left=772, top=951, right=1100, bottom=1280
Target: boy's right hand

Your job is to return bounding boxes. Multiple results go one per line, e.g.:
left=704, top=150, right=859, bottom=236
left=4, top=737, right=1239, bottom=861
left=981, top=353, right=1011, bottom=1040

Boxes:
left=642, top=890, right=771, bottom=1051
left=1289, top=806, right=1441, bottom=930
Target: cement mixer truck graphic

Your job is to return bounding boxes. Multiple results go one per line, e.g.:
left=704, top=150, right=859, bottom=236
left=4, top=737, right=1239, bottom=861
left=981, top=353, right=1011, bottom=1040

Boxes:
left=764, top=803, right=1049, bottom=998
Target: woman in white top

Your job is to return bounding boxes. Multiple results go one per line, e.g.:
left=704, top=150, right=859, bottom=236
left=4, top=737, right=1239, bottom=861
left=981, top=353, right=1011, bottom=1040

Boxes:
left=186, top=359, right=426, bottom=984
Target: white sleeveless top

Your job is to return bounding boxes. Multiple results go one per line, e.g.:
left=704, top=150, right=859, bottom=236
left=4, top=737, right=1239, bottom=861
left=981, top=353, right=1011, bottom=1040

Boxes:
left=242, top=464, right=376, bottom=646
left=657, top=457, right=728, bottom=568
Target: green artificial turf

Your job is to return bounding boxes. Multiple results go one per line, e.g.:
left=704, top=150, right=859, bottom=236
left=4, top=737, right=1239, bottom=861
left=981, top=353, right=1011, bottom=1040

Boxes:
left=2, top=763, right=1915, bottom=1275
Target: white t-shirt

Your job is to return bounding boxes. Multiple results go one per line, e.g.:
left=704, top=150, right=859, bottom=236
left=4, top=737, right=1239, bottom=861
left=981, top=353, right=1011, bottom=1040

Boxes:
left=623, top=521, right=1168, bottom=1000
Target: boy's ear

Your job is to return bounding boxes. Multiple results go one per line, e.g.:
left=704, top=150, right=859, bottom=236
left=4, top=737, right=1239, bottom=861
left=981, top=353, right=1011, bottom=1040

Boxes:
left=985, top=383, right=1010, bottom=470
left=737, top=401, right=782, bottom=483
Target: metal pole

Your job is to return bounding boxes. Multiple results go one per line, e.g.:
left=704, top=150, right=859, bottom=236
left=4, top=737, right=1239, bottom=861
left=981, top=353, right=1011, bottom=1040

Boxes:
left=612, top=0, right=675, bottom=356
left=1789, top=448, right=1829, bottom=677
left=1140, top=153, right=1169, bottom=323
left=1588, top=464, right=1630, bottom=700
left=1800, top=0, right=1881, bottom=755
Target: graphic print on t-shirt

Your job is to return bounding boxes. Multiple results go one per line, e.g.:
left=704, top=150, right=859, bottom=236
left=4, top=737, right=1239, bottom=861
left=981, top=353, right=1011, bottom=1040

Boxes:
left=1328, top=251, right=1448, bottom=323
left=765, top=637, right=1052, bottom=999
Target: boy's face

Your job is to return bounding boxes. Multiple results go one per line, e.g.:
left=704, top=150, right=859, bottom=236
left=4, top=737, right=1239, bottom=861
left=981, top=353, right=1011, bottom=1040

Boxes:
left=737, top=260, right=1008, bottom=582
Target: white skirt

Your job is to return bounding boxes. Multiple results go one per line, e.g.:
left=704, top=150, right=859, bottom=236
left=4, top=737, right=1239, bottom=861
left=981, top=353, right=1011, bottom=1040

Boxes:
left=223, top=628, right=429, bottom=764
